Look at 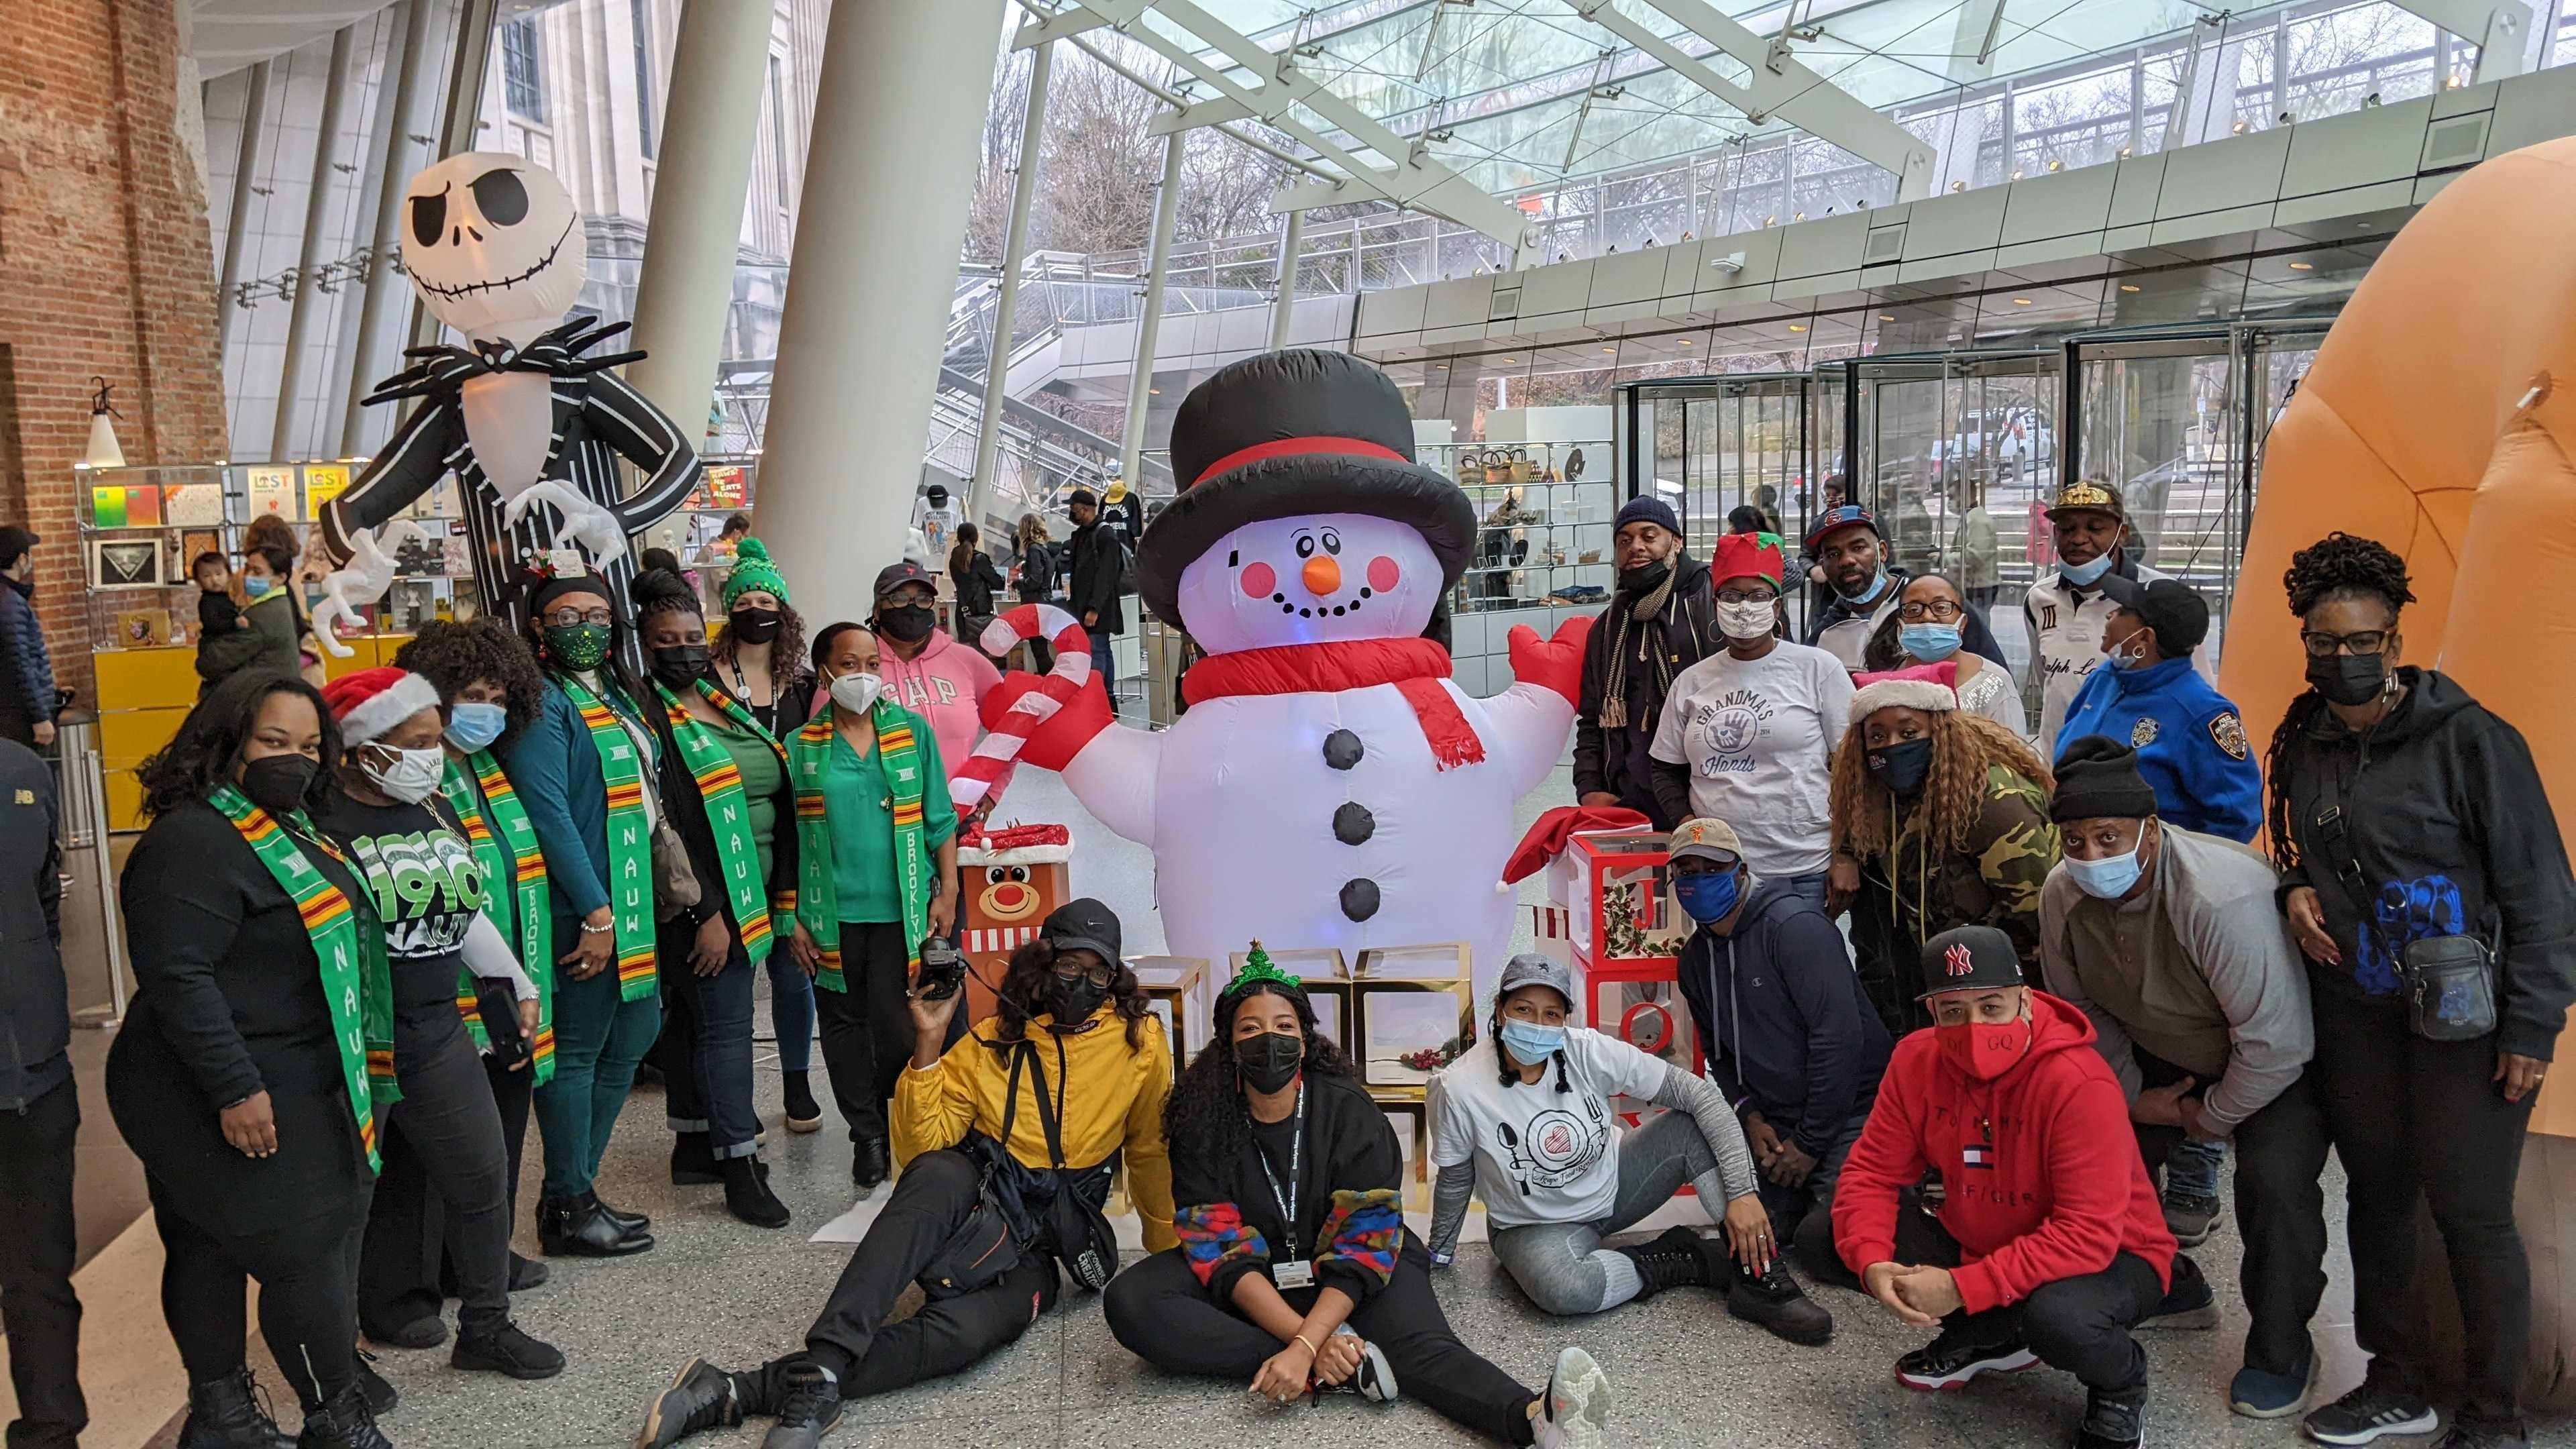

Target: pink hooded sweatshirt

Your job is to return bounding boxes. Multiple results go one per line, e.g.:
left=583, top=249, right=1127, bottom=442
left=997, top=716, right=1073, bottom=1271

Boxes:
left=875, top=628, right=1002, bottom=773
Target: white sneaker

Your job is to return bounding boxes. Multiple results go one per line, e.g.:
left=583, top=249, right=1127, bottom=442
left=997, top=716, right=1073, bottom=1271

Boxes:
left=1534, top=1346, right=1611, bottom=1449
left=1322, top=1325, right=1399, bottom=1403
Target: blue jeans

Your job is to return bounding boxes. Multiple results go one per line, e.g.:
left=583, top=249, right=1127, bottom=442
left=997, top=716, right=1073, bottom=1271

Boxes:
left=662, top=936, right=759, bottom=1159
left=533, top=922, right=663, bottom=1198
left=767, top=952, right=814, bottom=1074
left=2165, top=1135, right=2225, bottom=1199
left=1774, top=871, right=1831, bottom=909
left=1089, top=631, right=1115, bottom=688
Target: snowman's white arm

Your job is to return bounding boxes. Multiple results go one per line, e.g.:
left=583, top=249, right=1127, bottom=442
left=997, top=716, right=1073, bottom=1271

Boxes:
left=1057, top=724, right=1162, bottom=850
left=1479, top=682, right=1580, bottom=798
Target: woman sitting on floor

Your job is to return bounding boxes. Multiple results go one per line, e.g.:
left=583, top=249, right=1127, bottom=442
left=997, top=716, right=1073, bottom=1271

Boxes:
left=1426, top=954, right=1831, bottom=1345
left=1104, top=952, right=1614, bottom=1448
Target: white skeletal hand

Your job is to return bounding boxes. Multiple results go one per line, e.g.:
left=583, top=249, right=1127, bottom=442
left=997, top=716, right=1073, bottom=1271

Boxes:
left=502, top=481, right=629, bottom=570
left=311, top=522, right=430, bottom=657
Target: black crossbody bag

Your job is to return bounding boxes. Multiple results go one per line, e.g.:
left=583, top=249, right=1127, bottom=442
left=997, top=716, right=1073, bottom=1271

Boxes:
left=2309, top=755, right=2498, bottom=1042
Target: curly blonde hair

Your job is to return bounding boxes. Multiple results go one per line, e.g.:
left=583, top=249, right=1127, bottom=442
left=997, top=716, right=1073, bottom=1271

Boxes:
left=1830, top=708, right=2053, bottom=861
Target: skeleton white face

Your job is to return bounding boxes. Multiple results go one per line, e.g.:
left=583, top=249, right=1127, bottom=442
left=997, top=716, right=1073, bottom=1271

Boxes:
left=401, top=152, right=586, bottom=347
left=1175, top=513, right=1443, bottom=655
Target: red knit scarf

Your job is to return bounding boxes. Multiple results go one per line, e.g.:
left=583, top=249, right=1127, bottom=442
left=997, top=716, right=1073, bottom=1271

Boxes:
left=1181, top=637, right=1485, bottom=769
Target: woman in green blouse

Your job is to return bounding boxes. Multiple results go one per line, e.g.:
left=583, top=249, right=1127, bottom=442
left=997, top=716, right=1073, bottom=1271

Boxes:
left=783, top=621, right=961, bottom=1196
left=631, top=569, right=798, bottom=1228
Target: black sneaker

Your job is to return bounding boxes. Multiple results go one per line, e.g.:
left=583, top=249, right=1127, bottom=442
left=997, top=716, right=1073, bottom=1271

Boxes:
left=2161, top=1188, right=2220, bottom=1247
left=293, top=1383, right=392, bottom=1449
left=452, top=1319, right=566, bottom=1380
left=508, top=1252, right=549, bottom=1293
left=2139, top=1254, right=2218, bottom=1330
left=2434, top=1424, right=2530, bottom=1449
left=352, top=1351, right=396, bottom=1416
left=760, top=1359, right=842, bottom=1449
left=1894, top=1328, right=2039, bottom=1391
left=2077, top=1386, right=2147, bottom=1449
left=783, top=1071, right=822, bottom=1134
left=1726, top=1254, right=1833, bottom=1346
left=633, top=1358, right=747, bottom=1449
left=362, top=1314, right=445, bottom=1350
left=2302, top=1380, right=2439, bottom=1445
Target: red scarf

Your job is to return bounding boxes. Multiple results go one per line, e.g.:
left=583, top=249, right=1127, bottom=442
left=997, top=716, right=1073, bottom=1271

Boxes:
left=1182, top=637, right=1485, bottom=770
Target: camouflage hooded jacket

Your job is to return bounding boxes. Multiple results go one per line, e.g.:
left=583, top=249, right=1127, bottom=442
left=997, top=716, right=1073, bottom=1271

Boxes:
left=1873, top=762, right=2062, bottom=968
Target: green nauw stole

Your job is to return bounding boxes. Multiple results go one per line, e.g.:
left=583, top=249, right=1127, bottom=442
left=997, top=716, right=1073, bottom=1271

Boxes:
left=652, top=677, right=785, bottom=963
left=786, top=700, right=930, bottom=993
left=440, top=751, right=554, bottom=1085
left=557, top=674, right=657, bottom=1000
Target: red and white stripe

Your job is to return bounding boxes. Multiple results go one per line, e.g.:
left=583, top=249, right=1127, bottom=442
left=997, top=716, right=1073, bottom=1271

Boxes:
left=949, top=602, right=1093, bottom=816
left=1529, top=904, right=1573, bottom=941
left=965, top=924, right=1042, bottom=955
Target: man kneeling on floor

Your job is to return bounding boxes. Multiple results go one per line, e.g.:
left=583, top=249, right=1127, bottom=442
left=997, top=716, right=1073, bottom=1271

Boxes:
left=1833, top=924, right=2210, bottom=1449
left=2040, top=737, right=2329, bottom=1420
left=634, top=900, right=1173, bottom=1449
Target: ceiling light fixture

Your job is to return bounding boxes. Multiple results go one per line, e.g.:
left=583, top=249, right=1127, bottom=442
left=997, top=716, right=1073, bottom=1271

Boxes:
left=2118, top=283, right=2141, bottom=292
left=1879, top=313, right=1895, bottom=321
left=1951, top=180, right=1968, bottom=193
left=1601, top=345, right=1617, bottom=353
left=2010, top=168, right=2024, bottom=180
left=2046, top=158, right=2063, bottom=172
left=2118, top=144, right=2133, bottom=158
left=1788, top=323, right=1808, bottom=333
left=2012, top=297, right=2033, bottom=306
left=2288, top=260, right=2313, bottom=270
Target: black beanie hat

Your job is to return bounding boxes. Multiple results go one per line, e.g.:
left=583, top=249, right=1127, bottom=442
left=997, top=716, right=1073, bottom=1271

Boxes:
left=2050, top=735, right=2159, bottom=822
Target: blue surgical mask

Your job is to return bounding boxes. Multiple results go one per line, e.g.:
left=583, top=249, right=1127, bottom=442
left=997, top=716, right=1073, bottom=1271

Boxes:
left=2059, top=552, right=2114, bottom=587
left=1898, top=623, right=1962, bottom=661
left=1674, top=867, right=1743, bottom=924
left=1842, top=568, right=1892, bottom=604
left=1499, top=1019, right=1565, bottom=1065
left=445, top=701, right=508, bottom=753
left=243, top=575, right=276, bottom=598
left=2065, top=845, right=2145, bottom=900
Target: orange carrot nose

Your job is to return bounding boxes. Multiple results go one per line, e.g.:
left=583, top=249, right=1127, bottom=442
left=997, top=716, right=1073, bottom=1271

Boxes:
left=1302, top=555, right=1342, bottom=596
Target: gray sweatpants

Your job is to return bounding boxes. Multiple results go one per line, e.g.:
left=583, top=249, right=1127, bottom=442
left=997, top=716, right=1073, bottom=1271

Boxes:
left=1489, top=1111, right=1732, bottom=1316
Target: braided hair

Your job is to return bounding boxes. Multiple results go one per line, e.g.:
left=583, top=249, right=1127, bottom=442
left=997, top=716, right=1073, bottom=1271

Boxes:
left=1163, top=977, right=1356, bottom=1178
left=1492, top=985, right=1574, bottom=1093
left=2261, top=532, right=2416, bottom=869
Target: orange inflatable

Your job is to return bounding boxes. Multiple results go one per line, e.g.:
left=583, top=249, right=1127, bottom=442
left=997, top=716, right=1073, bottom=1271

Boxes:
left=2216, top=136, right=2576, bottom=1406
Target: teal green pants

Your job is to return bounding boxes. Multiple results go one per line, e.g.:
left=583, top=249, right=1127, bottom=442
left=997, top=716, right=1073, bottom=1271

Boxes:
left=533, top=934, right=662, bottom=1199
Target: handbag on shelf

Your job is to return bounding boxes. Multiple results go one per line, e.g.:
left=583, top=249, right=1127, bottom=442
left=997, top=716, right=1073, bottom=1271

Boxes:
left=1507, top=447, right=1535, bottom=485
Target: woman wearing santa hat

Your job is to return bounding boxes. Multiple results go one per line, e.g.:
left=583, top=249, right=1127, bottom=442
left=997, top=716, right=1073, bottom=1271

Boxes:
left=313, top=666, right=564, bottom=1382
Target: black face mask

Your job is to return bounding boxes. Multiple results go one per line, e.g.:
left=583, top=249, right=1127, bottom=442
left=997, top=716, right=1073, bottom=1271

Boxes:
left=727, top=606, right=782, bottom=645
left=651, top=643, right=711, bottom=687
left=2306, top=652, right=2388, bottom=707
left=879, top=604, right=935, bottom=643
left=1235, top=1030, right=1304, bottom=1094
left=1617, top=557, right=1671, bottom=596
left=1866, top=735, right=1935, bottom=796
left=1047, top=973, right=1106, bottom=1026
left=239, top=753, right=317, bottom=815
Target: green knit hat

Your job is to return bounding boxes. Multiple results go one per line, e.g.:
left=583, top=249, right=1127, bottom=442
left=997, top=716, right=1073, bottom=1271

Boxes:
left=723, top=538, right=790, bottom=608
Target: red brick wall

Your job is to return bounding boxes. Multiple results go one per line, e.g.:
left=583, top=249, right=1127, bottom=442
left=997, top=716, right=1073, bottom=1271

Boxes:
left=0, top=0, right=229, bottom=708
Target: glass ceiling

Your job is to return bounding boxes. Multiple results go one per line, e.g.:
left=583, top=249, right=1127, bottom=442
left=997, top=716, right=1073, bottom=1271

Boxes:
left=1144, top=0, right=2294, bottom=195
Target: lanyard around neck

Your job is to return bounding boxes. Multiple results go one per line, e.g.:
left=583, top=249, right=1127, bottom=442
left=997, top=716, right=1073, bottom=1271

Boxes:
left=1252, top=1084, right=1305, bottom=1259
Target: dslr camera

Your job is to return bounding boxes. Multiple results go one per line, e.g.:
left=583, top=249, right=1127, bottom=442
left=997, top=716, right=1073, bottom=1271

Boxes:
left=916, top=933, right=967, bottom=1002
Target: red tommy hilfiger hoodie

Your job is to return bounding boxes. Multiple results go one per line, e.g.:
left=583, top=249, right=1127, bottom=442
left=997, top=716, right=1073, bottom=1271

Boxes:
left=1831, top=990, right=2176, bottom=1314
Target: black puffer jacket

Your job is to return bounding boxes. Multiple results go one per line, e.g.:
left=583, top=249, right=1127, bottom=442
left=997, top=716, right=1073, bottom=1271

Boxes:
left=0, top=740, right=64, bottom=1111
left=2273, top=667, right=2576, bottom=1060
left=1572, top=553, right=1717, bottom=828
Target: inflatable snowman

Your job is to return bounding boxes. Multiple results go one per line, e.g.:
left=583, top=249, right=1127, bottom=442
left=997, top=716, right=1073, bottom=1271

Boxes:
left=990, top=351, right=1591, bottom=1002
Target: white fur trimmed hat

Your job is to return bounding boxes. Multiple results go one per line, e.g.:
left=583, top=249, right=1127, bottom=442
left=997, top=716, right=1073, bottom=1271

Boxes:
left=321, top=667, right=444, bottom=747
left=1849, top=661, right=1960, bottom=718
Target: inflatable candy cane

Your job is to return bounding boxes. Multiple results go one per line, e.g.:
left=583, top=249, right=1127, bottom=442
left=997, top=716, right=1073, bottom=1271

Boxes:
left=949, top=603, right=1092, bottom=816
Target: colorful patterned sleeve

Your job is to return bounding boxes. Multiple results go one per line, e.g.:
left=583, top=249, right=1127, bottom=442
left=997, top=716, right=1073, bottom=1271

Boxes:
left=1173, top=1201, right=1269, bottom=1295
left=1312, top=1187, right=1403, bottom=1299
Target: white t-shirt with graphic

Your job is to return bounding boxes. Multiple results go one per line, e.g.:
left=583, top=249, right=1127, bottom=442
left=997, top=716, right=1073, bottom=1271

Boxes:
left=1430, top=1030, right=1672, bottom=1228
left=1647, top=641, right=1853, bottom=877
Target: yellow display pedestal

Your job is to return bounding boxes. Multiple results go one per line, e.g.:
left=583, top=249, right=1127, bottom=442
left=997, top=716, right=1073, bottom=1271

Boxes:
left=95, top=637, right=413, bottom=830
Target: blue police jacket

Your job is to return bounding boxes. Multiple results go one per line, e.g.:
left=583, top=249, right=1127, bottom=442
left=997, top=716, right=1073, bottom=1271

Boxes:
left=2055, top=654, right=2262, bottom=843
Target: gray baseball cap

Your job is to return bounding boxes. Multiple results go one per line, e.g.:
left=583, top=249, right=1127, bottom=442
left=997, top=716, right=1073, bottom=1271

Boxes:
left=1497, top=953, right=1574, bottom=1010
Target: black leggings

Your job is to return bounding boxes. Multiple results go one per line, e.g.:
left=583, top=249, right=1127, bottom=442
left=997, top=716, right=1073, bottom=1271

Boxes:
left=1105, top=1243, right=1538, bottom=1446
left=357, top=1028, right=515, bottom=1336
left=148, top=1172, right=368, bottom=1407
left=813, top=922, right=963, bottom=1147
left=2310, top=987, right=2534, bottom=1431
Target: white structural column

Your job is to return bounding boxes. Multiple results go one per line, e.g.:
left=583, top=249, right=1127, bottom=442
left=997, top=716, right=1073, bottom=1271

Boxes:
left=969, top=39, right=1055, bottom=521
left=1268, top=207, right=1304, bottom=351
left=341, top=0, right=434, bottom=455
left=215, top=58, right=272, bottom=358
left=755, top=0, right=1007, bottom=629
left=270, top=25, right=356, bottom=463
left=625, top=0, right=775, bottom=472
left=1121, top=133, right=1185, bottom=490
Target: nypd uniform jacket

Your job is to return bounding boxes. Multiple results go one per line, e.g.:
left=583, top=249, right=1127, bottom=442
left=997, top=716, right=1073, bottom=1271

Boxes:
left=2022, top=551, right=2176, bottom=756
left=2055, top=654, right=2261, bottom=843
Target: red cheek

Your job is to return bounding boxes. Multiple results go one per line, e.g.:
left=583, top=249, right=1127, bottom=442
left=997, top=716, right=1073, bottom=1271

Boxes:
left=1367, top=555, right=1401, bottom=592
left=1239, top=562, right=1277, bottom=598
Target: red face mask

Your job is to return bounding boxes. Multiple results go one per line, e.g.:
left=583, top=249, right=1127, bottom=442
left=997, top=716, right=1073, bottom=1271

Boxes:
left=1936, top=1013, right=2033, bottom=1081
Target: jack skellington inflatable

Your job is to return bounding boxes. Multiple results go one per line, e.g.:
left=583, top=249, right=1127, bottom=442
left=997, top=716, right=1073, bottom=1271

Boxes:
left=312, top=153, right=697, bottom=663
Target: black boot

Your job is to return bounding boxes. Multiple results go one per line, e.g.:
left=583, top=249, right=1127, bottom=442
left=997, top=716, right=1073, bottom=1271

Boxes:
left=176, top=1365, right=294, bottom=1449
left=851, top=1136, right=891, bottom=1195
left=782, top=1071, right=821, bottom=1134
left=352, top=1352, right=395, bottom=1416
left=1612, top=1226, right=1715, bottom=1299
left=722, top=1155, right=791, bottom=1229
left=588, top=1190, right=651, bottom=1235
left=506, top=1252, right=549, bottom=1292
left=293, top=1383, right=394, bottom=1449
left=537, top=1194, right=652, bottom=1258
left=1725, top=1252, right=1835, bottom=1346
left=670, top=1132, right=720, bottom=1185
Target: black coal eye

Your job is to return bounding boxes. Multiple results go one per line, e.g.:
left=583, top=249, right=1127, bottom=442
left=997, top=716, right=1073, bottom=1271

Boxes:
left=471, top=168, right=529, bottom=226
left=1320, top=528, right=1342, bottom=555
left=409, top=188, right=448, bottom=247
left=1294, top=533, right=1316, bottom=558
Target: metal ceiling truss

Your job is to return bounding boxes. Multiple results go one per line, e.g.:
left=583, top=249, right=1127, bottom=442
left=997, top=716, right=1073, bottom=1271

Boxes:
left=1567, top=0, right=1937, bottom=201
left=1014, top=0, right=1544, bottom=264
left=2384, top=0, right=2538, bottom=83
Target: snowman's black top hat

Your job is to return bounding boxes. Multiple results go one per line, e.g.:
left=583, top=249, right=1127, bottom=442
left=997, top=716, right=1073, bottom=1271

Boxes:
left=1134, top=350, right=1475, bottom=629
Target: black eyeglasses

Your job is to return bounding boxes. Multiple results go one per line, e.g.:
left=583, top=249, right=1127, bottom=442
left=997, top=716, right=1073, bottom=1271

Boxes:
left=1053, top=962, right=1118, bottom=989
left=543, top=607, right=615, bottom=628
left=2299, top=629, right=2390, bottom=659
left=1898, top=600, right=1966, bottom=622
